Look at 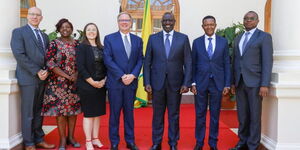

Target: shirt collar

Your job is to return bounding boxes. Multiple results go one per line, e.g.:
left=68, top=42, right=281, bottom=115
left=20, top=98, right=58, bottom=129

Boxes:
left=204, top=34, right=216, bottom=40
left=120, top=31, right=130, bottom=37
left=163, top=30, right=174, bottom=37
left=28, top=23, right=39, bottom=31
left=245, top=28, right=257, bottom=35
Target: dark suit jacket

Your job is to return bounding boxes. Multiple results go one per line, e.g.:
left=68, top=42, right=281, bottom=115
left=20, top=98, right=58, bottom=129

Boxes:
left=76, top=43, right=106, bottom=92
left=103, top=31, right=143, bottom=89
left=144, top=31, right=192, bottom=91
left=192, top=35, right=231, bottom=91
left=233, top=29, right=273, bottom=87
left=10, top=24, right=49, bottom=85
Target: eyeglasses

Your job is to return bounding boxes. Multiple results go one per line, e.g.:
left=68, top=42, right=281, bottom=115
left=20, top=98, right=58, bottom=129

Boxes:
left=118, top=19, right=131, bottom=23
left=28, top=13, right=42, bottom=17
left=243, top=17, right=257, bottom=21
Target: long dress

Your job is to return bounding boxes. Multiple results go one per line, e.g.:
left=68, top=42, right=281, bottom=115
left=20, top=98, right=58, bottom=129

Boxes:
left=41, top=39, right=81, bottom=116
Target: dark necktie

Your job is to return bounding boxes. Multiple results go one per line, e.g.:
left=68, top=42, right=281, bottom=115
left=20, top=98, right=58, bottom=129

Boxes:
left=207, top=37, right=213, bottom=59
left=34, top=29, right=44, bottom=51
left=242, top=32, right=250, bottom=55
left=165, top=33, right=171, bottom=58
left=124, top=35, right=131, bottom=58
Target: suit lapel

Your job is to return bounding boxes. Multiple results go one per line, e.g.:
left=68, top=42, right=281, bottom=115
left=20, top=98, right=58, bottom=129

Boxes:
left=200, top=36, right=209, bottom=59
left=235, top=33, right=243, bottom=56
left=25, top=24, right=44, bottom=55
left=158, top=32, right=167, bottom=59
left=242, top=29, right=259, bottom=56
left=168, top=31, right=178, bottom=59
left=129, top=33, right=135, bottom=59
left=117, top=32, right=129, bottom=61
left=211, top=36, right=220, bottom=59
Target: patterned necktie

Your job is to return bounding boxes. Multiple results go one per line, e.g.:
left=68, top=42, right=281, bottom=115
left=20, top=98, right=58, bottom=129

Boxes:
left=124, top=35, right=131, bottom=58
left=165, top=33, right=171, bottom=58
left=34, top=29, right=44, bottom=51
left=207, top=37, right=213, bottom=59
left=242, top=32, right=250, bottom=54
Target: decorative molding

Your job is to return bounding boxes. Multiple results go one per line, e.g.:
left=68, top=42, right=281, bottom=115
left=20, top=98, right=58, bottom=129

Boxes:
left=261, top=134, right=277, bottom=150
left=0, top=133, right=22, bottom=149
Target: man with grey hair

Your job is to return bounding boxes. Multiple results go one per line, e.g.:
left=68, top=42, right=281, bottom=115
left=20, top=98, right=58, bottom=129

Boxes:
left=10, top=7, right=55, bottom=150
left=104, top=12, right=143, bottom=150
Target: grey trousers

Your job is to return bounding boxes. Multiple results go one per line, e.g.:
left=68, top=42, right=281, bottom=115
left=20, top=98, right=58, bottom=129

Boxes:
left=19, top=82, right=45, bottom=146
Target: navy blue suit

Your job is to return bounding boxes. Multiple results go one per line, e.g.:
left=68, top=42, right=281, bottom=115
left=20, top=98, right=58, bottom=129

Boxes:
left=103, top=31, right=143, bottom=145
left=192, top=35, right=230, bottom=147
left=144, top=31, right=192, bottom=146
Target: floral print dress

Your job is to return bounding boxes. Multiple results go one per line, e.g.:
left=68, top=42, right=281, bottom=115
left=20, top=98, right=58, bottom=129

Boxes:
left=41, top=39, right=81, bottom=116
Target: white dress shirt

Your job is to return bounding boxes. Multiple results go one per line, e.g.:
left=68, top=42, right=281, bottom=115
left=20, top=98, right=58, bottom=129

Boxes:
left=120, top=31, right=131, bottom=47
left=204, top=34, right=216, bottom=53
left=28, top=23, right=45, bottom=45
left=163, top=30, right=174, bottom=45
left=239, top=28, right=257, bottom=55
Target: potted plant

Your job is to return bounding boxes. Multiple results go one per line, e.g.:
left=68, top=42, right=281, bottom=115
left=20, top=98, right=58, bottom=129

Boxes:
left=216, top=22, right=244, bottom=109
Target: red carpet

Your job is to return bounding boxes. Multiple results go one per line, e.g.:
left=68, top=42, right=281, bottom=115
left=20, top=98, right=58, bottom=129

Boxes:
left=43, top=104, right=238, bottom=150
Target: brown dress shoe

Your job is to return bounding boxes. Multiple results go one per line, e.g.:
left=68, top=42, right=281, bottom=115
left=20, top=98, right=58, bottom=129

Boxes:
left=36, top=141, right=56, bottom=149
left=25, top=146, right=36, bottom=150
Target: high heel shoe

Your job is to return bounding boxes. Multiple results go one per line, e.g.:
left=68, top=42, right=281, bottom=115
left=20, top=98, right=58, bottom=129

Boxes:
left=66, top=137, right=81, bottom=148
left=86, top=139, right=94, bottom=150
left=92, top=138, right=108, bottom=149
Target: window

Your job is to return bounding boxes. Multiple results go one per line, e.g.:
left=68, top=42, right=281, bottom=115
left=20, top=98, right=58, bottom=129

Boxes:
left=121, top=0, right=180, bottom=36
left=20, top=0, right=36, bottom=26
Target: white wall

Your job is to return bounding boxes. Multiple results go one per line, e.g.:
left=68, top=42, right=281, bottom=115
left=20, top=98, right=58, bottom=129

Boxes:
left=180, top=0, right=266, bottom=41
left=36, top=0, right=266, bottom=42
left=37, top=0, right=121, bottom=41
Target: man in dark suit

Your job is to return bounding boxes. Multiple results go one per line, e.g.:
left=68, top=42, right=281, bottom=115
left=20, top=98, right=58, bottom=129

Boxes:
left=10, top=7, right=55, bottom=150
left=144, top=12, right=192, bottom=150
left=103, top=12, right=143, bottom=150
left=191, top=16, right=231, bottom=150
left=230, top=11, right=273, bottom=150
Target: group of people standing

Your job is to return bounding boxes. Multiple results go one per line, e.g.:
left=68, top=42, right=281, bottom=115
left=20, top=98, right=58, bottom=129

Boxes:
left=10, top=6, right=273, bottom=150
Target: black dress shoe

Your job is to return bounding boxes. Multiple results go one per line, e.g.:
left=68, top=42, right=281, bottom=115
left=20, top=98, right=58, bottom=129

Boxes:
left=170, top=145, right=177, bottom=150
left=126, top=143, right=139, bottom=150
left=193, top=144, right=203, bottom=150
left=150, top=144, right=161, bottom=150
left=210, top=147, right=218, bottom=150
left=111, top=144, right=118, bottom=150
left=229, top=144, right=248, bottom=150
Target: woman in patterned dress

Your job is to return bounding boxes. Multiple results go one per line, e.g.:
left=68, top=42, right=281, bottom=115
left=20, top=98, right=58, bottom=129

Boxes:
left=41, top=18, right=81, bottom=150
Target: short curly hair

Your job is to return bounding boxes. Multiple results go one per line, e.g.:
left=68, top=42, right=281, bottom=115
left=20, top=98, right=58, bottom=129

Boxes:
left=55, top=18, right=73, bottom=32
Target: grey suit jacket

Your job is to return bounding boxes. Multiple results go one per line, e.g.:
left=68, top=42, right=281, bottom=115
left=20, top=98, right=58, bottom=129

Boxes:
left=10, top=24, right=49, bottom=85
left=233, top=29, right=273, bottom=87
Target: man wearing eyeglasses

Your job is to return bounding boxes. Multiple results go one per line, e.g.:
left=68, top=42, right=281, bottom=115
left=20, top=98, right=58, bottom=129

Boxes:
left=103, top=12, right=143, bottom=150
left=10, top=7, right=55, bottom=150
left=230, top=11, right=273, bottom=150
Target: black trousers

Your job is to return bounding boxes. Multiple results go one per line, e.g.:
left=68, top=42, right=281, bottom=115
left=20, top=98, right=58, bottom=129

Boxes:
left=151, top=79, right=182, bottom=146
left=236, top=77, right=262, bottom=150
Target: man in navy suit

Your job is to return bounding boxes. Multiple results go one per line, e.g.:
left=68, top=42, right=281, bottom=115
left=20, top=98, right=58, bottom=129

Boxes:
left=10, top=7, right=55, bottom=150
left=191, top=16, right=231, bottom=150
left=230, top=11, right=273, bottom=150
left=144, top=12, right=192, bottom=150
left=103, top=12, right=143, bottom=150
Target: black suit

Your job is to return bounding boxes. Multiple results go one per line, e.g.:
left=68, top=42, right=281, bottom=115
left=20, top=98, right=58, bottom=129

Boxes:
left=10, top=24, right=49, bottom=146
left=144, top=31, right=192, bottom=146
left=233, top=29, right=273, bottom=150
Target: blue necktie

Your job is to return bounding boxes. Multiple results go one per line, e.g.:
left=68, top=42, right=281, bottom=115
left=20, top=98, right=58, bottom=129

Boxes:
left=34, top=29, right=44, bottom=51
left=165, top=33, right=171, bottom=58
left=207, top=37, right=213, bottom=59
left=242, top=32, right=250, bottom=54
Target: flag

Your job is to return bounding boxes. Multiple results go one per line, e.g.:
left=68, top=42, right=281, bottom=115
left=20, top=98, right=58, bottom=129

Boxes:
left=134, top=0, right=152, bottom=108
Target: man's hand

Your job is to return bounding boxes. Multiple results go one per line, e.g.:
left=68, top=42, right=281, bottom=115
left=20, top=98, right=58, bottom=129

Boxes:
left=180, top=86, right=189, bottom=94
left=223, top=87, right=230, bottom=95
left=37, top=69, right=48, bottom=80
left=190, top=85, right=197, bottom=95
left=259, top=86, right=269, bottom=97
left=70, top=73, right=78, bottom=82
left=145, top=85, right=152, bottom=93
left=230, top=85, right=236, bottom=95
left=122, top=74, right=135, bottom=85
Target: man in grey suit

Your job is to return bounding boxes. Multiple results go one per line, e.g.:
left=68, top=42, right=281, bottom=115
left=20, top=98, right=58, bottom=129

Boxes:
left=10, top=7, right=55, bottom=150
left=144, top=12, right=192, bottom=150
left=230, top=11, right=273, bottom=150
